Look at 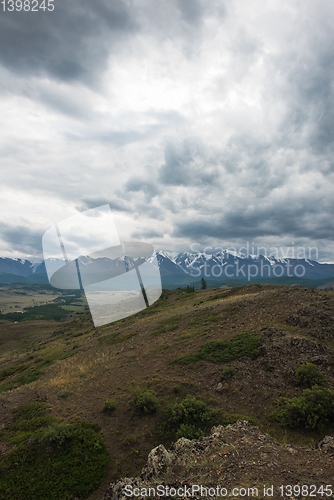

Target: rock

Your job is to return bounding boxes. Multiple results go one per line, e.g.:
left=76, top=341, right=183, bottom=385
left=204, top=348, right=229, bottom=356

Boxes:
left=102, top=478, right=140, bottom=500
left=317, top=436, right=334, bottom=455
left=210, top=425, right=225, bottom=438
left=310, top=355, right=329, bottom=364
left=171, top=436, right=193, bottom=454
left=141, top=444, right=173, bottom=480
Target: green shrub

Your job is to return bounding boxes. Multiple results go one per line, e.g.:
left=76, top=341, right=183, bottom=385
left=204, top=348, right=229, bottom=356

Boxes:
left=9, top=402, right=55, bottom=434
left=40, top=423, right=72, bottom=447
left=0, top=403, right=109, bottom=500
left=13, top=402, right=49, bottom=422
left=0, top=363, right=30, bottom=382
left=173, top=384, right=181, bottom=394
left=270, top=385, right=334, bottom=432
left=220, top=367, right=235, bottom=382
left=133, top=389, right=160, bottom=415
left=102, top=399, right=117, bottom=413
left=172, top=332, right=261, bottom=365
left=163, top=395, right=211, bottom=439
left=200, top=332, right=261, bottom=362
left=176, top=423, right=204, bottom=439
left=295, top=363, right=328, bottom=388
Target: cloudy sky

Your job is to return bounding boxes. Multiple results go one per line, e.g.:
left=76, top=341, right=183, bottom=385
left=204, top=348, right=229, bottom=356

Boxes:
left=0, top=0, right=333, bottom=261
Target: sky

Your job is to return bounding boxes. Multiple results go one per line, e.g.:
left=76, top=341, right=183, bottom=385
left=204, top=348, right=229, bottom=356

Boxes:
left=0, top=0, right=333, bottom=261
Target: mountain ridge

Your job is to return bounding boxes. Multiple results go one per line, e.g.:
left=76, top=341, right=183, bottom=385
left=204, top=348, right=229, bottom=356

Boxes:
left=1, top=251, right=334, bottom=281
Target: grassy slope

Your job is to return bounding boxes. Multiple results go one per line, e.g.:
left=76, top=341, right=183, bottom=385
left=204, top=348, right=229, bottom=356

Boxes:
left=161, top=274, right=334, bottom=289
left=0, top=284, right=334, bottom=499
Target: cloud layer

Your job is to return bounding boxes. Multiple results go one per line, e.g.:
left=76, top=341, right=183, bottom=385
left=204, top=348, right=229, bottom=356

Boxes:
left=0, top=0, right=333, bottom=260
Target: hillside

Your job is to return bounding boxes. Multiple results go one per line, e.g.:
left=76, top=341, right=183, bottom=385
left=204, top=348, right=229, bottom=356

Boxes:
left=0, top=284, right=334, bottom=499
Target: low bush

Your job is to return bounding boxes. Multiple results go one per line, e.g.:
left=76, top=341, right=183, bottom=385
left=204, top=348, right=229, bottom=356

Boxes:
left=0, top=402, right=109, bottom=500
left=40, top=423, right=72, bottom=447
left=176, top=423, right=203, bottom=439
left=200, top=332, right=261, bottom=362
left=8, top=402, right=55, bottom=434
left=163, top=394, right=211, bottom=439
left=172, top=332, right=261, bottom=365
left=133, top=389, right=160, bottom=415
left=102, top=399, right=117, bottom=413
left=270, top=385, right=334, bottom=432
left=295, top=363, right=328, bottom=388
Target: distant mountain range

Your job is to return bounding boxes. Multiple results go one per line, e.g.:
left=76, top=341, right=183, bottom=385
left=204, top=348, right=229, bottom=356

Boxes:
left=155, top=251, right=334, bottom=280
left=1, top=251, right=334, bottom=287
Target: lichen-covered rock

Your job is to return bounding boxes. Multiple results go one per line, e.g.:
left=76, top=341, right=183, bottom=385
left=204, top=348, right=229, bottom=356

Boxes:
left=141, top=444, right=173, bottom=480
left=317, top=436, right=334, bottom=455
left=171, top=437, right=192, bottom=453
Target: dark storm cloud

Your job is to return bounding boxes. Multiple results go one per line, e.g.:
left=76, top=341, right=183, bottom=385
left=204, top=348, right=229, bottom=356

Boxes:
left=158, top=138, right=220, bottom=186
left=125, top=178, right=160, bottom=200
left=0, top=0, right=137, bottom=84
left=274, top=18, right=334, bottom=156
left=132, top=203, right=165, bottom=221
left=177, top=0, right=204, bottom=25
left=0, top=0, right=219, bottom=87
left=173, top=201, right=334, bottom=242
left=0, top=223, right=44, bottom=255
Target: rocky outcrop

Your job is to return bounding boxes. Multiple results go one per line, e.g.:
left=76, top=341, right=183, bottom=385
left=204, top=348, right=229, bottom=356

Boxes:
left=102, top=420, right=334, bottom=500
left=317, top=435, right=334, bottom=455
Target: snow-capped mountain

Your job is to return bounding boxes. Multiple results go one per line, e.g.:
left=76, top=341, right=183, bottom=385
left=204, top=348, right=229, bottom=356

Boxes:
left=154, top=251, right=334, bottom=280
left=154, top=252, right=188, bottom=276
left=1, top=251, right=334, bottom=281
left=0, top=257, right=39, bottom=276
